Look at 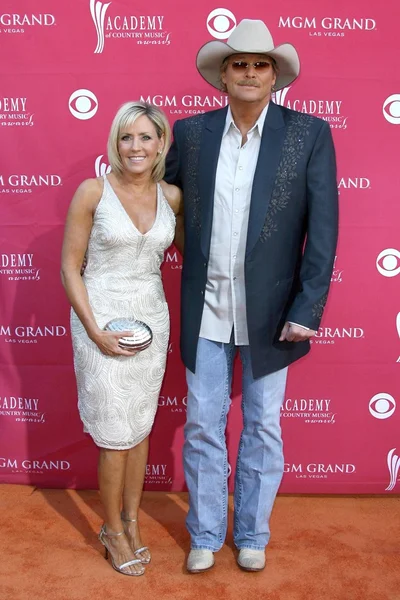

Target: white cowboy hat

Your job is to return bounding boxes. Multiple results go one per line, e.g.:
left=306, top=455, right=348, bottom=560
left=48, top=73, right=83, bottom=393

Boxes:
left=196, top=19, right=300, bottom=91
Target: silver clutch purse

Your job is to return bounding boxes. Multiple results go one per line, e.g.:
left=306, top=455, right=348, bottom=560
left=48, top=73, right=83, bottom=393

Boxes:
left=103, top=318, right=153, bottom=352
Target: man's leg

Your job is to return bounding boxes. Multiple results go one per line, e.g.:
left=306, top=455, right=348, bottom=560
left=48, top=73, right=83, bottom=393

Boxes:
left=234, top=347, right=288, bottom=551
left=184, top=337, right=235, bottom=551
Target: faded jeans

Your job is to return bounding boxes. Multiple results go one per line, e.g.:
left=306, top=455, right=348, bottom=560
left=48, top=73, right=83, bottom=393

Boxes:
left=184, top=337, right=288, bottom=551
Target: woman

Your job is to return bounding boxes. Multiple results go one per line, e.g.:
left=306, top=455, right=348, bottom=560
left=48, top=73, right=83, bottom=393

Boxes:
left=61, top=101, right=183, bottom=576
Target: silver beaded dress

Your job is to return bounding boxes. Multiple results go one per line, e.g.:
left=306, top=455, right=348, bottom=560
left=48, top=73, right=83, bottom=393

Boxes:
left=70, top=175, right=175, bottom=449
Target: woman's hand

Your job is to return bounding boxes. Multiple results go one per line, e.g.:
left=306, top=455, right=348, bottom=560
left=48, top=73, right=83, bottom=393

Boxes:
left=91, top=330, right=138, bottom=357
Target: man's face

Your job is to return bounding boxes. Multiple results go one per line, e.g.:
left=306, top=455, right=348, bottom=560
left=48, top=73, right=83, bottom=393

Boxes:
left=221, top=53, right=277, bottom=104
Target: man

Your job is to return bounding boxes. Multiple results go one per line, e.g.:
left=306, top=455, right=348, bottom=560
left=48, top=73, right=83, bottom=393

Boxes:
left=165, top=19, right=338, bottom=573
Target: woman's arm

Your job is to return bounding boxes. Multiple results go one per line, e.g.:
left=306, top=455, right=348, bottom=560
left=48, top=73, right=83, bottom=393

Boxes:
left=160, top=181, right=184, bottom=255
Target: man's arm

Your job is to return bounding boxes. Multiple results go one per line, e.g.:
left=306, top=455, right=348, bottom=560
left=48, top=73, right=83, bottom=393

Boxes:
left=282, top=121, right=338, bottom=340
left=165, top=121, right=182, bottom=188
left=164, top=121, right=184, bottom=255
left=174, top=197, right=184, bottom=255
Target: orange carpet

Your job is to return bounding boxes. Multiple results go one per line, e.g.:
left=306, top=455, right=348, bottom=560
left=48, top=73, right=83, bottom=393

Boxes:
left=0, top=485, right=399, bottom=600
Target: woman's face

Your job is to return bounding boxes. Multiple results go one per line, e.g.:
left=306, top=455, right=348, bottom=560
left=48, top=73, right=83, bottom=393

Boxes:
left=118, top=115, right=164, bottom=177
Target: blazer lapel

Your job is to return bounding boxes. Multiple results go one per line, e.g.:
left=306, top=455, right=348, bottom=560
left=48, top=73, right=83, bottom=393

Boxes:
left=198, top=107, right=227, bottom=258
left=246, top=102, right=286, bottom=256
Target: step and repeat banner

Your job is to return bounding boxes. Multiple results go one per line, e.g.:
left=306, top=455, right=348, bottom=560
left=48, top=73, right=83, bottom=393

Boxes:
left=0, top=0, right=399, bottom=493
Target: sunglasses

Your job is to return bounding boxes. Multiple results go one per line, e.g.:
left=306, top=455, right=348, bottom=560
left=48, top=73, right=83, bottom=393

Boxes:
left=230, top=60, right=272, bottom=72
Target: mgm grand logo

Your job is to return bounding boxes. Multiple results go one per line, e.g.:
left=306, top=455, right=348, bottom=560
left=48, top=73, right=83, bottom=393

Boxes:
left=139, top=94, right=229, bottom=115
left=278, top=16, right=376, bottom=36
left=1, top=325, right=67, bottom=344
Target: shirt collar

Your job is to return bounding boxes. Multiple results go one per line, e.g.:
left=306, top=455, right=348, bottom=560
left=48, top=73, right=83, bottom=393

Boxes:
left=223, top=102, right=270, bottom=138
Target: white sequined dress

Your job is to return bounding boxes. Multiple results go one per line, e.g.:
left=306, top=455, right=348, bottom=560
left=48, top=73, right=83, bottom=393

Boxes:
left=71, top=175, right=175, bottom=449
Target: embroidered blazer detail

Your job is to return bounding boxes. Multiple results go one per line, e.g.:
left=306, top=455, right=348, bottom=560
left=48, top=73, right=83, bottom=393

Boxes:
left=260, top=113, right=314, bottom=242
left=184, top=115, right=204, bottom=233
left=312, top=292, right=328, bottom=320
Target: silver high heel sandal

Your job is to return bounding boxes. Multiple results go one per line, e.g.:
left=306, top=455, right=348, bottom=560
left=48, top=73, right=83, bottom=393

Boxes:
left=121, top=513, right=151, bottom=564
left=98, top=524, right=145, bottom=576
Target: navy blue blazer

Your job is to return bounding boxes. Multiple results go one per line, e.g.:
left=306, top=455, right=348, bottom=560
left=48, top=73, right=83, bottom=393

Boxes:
left=165, top=102, right=338, bottom=378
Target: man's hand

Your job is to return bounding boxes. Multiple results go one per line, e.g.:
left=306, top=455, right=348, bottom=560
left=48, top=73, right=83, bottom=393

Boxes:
left=279, top=322, right=316, bottom=342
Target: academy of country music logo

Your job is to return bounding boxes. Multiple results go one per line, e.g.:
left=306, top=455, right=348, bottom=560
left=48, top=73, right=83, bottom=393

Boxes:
left=331, top=256, right=343, bottom=283
left=90, top=0, right=171, bottom=54
left=376, top=249, right=400, bottom=278
left=206, top=8, right=237, bottom=39
left=284, top=462, right=356, bottom=479
left=138, top=94, right=229, bottom=116
left=144, top=463, right=172, bottom=485
left=386, top=448, right=400, bottom=491
left=0, top=457, right=70, bottom=473
left=94, top=155, right=111, bottom=177
left=382, top=94, right=400, bottom=124
left=278, top=15, right=376, bottom=37
left=273, top=87, right=348, bottom=130
left=0, top=395, right=45, bottom=424
left=369, top=393, right=396, bottom=420
left=310, top=327, right=365, bottom=345
left=281, top=398, right=336, bottom=424
left=0, top=325, right=67, bottom=345
left=0, top=253, right=40, bottom=282
left=0, top=97, right=34, bottom=127
left=0, top=174, right=62, bottom=194
left=0, top=12, right=55, bottom=35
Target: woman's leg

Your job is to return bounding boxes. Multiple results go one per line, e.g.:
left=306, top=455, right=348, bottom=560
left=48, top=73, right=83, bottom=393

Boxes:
left=122, top=436, right=151, bottom=562
left=98, top=448, right=144, bottom=574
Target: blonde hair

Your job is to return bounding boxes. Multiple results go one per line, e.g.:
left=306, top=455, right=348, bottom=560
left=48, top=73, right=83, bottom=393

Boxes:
left=107, top=101, right=171, bottom=182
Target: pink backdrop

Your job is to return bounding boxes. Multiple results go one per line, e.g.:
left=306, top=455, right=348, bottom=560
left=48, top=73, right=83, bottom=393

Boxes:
left=1, top=0, right=399, bottom=494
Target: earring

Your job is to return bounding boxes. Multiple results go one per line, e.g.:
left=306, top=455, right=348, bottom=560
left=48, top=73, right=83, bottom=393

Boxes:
left=157, top=150, right=162, bottom=154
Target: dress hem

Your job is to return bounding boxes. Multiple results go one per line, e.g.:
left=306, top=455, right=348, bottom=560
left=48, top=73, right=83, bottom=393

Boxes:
left=85, top=427, right=151, bottom=451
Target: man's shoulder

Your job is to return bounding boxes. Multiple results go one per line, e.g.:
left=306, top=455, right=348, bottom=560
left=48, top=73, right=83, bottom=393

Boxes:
left=276, top=103, right=327, bottom=130
left=174, top=112, right=207, bottom=129
left=173, top=107, right=226, bottom=131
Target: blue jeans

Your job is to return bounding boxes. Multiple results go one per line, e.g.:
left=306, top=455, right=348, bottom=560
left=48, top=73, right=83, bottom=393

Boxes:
left=184, top=337, right=288, bottom=551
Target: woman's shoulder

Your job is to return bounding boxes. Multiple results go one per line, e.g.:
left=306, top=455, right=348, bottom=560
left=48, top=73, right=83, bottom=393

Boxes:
left=159, top=180, right=182, bottom=214
left=71, top=177, right=104, bottom=213
left=77, top=177, right=104, bottom=196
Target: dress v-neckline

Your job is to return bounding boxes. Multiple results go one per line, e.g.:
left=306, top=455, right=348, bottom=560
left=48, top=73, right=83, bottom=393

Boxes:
left=105, top=175, right=160, bottom=236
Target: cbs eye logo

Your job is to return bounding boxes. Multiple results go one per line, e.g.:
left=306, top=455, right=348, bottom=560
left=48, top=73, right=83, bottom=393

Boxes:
left=383, top=94, right=400, bottom=124
left=207, top=8, right=236, bottom=39
left=69, top=89, right=98, bottom=120
left=376, top=248, right=400, bottom=277
left=369, top=393, right=396, bottom=419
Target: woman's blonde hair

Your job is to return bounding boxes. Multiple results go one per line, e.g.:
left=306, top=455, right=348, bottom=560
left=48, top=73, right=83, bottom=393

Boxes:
left=107, top=101, right=171, bottom=182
